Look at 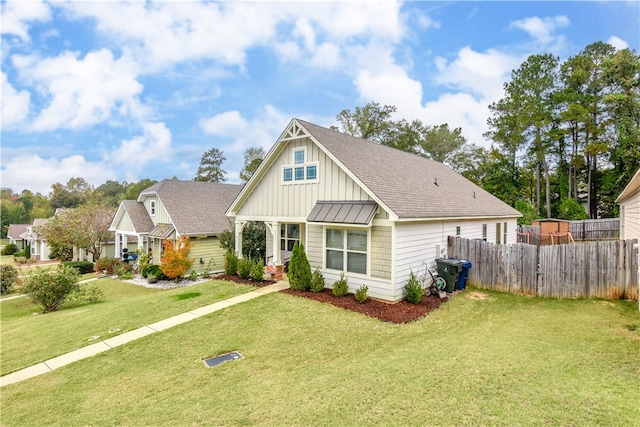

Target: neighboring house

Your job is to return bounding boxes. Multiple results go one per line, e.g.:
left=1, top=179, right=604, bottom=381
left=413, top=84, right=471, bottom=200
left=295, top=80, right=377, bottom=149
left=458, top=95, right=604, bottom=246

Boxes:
left=73, top=242, right=116, bottom=262
left=227, top=119, right=522, bottom=301
left=7, top=224, right=30, bottom=250
left=617, top=167, right=640, bottom=242
left=110, top=180, right=243, bottom=274
left=20, top=218, right=51, bottom=260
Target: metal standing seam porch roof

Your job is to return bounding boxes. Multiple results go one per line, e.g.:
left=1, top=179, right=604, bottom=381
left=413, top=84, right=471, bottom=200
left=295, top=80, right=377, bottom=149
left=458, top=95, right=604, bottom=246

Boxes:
left=148, top=224, right=175, bottom=239
left=307, top=201, right=378, bottom=225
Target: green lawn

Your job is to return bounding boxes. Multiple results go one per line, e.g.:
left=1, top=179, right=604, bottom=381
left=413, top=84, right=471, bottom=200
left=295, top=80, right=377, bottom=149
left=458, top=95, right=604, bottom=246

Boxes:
left=0, top=278, right=253, bottom=375
left=1, top=288, right=639, bottom=426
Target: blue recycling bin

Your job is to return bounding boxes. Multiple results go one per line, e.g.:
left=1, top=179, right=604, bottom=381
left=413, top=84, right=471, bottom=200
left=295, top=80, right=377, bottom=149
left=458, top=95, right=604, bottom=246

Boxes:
left=453, top=259, right=472, bottom=290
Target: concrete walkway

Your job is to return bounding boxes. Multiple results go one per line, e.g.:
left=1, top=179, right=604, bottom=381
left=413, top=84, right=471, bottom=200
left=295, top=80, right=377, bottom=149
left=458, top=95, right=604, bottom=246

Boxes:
left=0, top=281, right=289, bottom=387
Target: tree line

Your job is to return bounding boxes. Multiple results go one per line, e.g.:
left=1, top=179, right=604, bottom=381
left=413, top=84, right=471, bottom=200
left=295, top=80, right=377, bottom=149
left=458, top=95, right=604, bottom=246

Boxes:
left=2, top=40, right=638, bottom=239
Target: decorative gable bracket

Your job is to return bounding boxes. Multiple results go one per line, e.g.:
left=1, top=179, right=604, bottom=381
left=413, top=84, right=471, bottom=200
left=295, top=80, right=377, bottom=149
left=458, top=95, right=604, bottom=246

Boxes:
left=280, top=121, right=310, bottom=141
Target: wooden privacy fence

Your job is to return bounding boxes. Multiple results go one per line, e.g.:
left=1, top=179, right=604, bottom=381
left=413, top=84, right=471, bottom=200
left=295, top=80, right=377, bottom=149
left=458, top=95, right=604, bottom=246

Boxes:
left=570, top=219, right=620, bottom=241
left=448, top=236, right=638, bottom=300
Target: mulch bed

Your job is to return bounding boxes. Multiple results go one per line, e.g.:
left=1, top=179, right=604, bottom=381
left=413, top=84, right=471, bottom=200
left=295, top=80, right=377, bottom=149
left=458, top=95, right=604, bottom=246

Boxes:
left=281, top=288, right=449, bottom=323
left=214, top=274, right=450, bottom=323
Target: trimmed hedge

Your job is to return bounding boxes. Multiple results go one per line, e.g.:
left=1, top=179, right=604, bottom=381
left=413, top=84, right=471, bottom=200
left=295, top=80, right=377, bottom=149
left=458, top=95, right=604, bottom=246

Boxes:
left=63, top=261, right=95, bottom=275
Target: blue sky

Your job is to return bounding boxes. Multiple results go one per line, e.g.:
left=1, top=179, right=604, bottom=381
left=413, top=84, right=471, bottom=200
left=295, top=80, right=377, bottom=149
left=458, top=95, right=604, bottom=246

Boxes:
left=2, top=1, right=639, bottom=195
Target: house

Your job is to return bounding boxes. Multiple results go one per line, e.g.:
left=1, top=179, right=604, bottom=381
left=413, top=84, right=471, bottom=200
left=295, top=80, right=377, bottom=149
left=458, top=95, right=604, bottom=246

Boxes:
left=616, top=167, right=640, bottom=242
left=20, top=218, right=51, bottom=260
left=110, top=179, right=243, bottom=274
left=7, top=224, right=30, bottom=250
left=226, top=119, right=522, bottom=301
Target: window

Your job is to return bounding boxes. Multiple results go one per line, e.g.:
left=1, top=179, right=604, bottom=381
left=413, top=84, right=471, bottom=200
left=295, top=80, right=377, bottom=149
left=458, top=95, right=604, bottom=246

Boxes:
left=282, top=147, right=318, bottom=184
left=150, top=200, right=156, bottom=216
left=456, top=226, right=461, bottom=236
left=281, top=224, right=300, bottom=251
left=326, top=228, right=368, bottom=275
left=503, top=222, right=507, bottom=244
left=482, top=224, right=487, bottom=241
left=496, top=223, right=501, bottom=244
left=306, top=165, right=317, bottom=180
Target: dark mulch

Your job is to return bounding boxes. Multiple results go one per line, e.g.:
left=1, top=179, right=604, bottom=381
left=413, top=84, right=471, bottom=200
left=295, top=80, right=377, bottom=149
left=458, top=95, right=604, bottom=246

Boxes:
left=214, top=274, right=450, bottom=323
left=281, top=288, right=449, bottom=323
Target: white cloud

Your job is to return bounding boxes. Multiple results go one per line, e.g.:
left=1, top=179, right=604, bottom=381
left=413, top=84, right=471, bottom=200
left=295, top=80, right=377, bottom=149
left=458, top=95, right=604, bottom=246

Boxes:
left=1, top=72, right=30, bottom=129
left=1, top=154, right=115, bottom=195
left=12, top=49, right=144, bottom=131
left=510, top=15, right=570, bottom=45
left=434, top=47, right=524, bottom=99
left=0, top=0, right=51, bottom=42
left=108, top=122, right=173, bottom=170
left=608, top=36, right=629, bottom=50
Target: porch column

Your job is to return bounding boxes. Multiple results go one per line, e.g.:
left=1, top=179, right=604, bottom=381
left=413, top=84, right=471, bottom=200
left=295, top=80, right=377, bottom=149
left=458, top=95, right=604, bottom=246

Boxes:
left=121, top=234, right=128, bottom=253
left=265, top=222, right=281, bottom=265
left=137, top=235, right=144, bottom=251
left=235, top=221, right=247, bottom=259
left=114, top=232, right=121, bottom=258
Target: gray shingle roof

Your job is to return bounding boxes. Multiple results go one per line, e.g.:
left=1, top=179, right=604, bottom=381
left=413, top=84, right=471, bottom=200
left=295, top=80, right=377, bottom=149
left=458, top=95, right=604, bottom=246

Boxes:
left=297, top=119, right=521, bottom=219
left=7, top=224, right=30, bottom=239
left=140, top=180, right=243, bottom=235
left=122, top=200, right=154, bottom=233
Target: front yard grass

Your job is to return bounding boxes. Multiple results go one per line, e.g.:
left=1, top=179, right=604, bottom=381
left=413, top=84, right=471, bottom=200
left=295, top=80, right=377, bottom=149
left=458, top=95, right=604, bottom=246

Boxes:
left=0, top=278, right=253, bottom=375
left=1, top=287, right=639, bottom=426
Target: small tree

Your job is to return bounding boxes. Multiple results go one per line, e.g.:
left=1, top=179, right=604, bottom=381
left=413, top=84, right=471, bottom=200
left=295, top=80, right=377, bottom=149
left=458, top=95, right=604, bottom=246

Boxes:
left=0, top=264, right=20, bottom=294
left=23, top=265, right=80, bottom=313
left=160, top=236, right=194, bottom=282
left=289, top=241, right=312, bottom=291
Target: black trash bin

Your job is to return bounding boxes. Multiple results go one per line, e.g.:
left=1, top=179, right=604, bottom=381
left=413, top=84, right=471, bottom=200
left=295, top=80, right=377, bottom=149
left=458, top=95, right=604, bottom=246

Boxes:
left=435, top=258, right=463, bottom=293
left=453, top=259, right=472, bottom=290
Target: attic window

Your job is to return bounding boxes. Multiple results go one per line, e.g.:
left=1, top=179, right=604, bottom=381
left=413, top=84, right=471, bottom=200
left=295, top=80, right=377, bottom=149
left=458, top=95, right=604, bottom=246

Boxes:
left=150, top=200, right=156, bottom=216
left=282, top=147, right=318, bottom=184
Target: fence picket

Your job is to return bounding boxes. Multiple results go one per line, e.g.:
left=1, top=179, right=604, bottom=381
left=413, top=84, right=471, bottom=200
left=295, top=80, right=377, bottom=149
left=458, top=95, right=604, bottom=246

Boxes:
left=447, top=237, right=638, bottom=301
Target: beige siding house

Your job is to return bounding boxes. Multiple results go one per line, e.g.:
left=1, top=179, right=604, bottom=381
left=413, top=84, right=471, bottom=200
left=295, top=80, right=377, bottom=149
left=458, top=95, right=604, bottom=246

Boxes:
left=617, top=167, right=640, bottom=241
left=7, top=224, right=30, bottom=250
left=227, top=119, right=522, bottom=301
left=110, top=180, right=242, bottom=275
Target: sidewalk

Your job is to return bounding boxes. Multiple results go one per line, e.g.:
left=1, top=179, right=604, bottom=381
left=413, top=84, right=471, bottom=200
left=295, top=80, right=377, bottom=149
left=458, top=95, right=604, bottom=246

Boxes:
left=0, top=281, right=289, bottom=387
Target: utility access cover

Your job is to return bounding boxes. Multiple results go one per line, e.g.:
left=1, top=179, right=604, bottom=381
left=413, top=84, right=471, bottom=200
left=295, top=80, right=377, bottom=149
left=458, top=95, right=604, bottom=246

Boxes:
left=203, top=352, right=242, bottom=368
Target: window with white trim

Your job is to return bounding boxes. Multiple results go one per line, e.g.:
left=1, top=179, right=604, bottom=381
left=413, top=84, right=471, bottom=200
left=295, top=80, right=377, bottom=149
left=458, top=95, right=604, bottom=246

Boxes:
left=281, top=224, right=300, bottom=252
left=150, top=200, right=156, bottom=216
left=282, top=147, right=318, bottom=184
left=326, top=228, right=367, bottom=275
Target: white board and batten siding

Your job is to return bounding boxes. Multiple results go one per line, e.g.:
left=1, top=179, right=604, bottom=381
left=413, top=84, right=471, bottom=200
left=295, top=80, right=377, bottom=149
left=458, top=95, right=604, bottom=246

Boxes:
left=235, top=138, right=372, bottom=220
left=142, top=195, right=171, bottom=225
left=113, top=213, right=136, bottom=233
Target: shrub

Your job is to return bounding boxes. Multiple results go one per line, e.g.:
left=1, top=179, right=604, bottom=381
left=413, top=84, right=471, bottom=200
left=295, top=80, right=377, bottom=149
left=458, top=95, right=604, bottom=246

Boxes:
left=0, top=264, right=20, bottom=295
left=23, top=265, right=80, bottom=313
left=224, top=250, right=238, bottom=275
left=1, top=243, right=18, bottom=256
left=145, top=264, right=167, bottom=280
left=310, top=268, right=325, bottom=292
left=65, top=284, right=104, bottom=307
left=332, top=273, right=349, bottom=297
left=250, top=258, right=264, bottom=281
left=138, top=252, right=153, bottom=278
left=289, top=242, right=312, bottom=291
left=95, top=257, right=119, bottom=275
left=63, top=260, right=95, bottom=275
left=160, top=237, right=194, bottom=282
left=115, top=263, right=134, bottom=280
left=404, top=271, right=424, bottom=304
left=354, top=285, right=369, bottom=303
left=237, top=257, right=253, bottom=279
